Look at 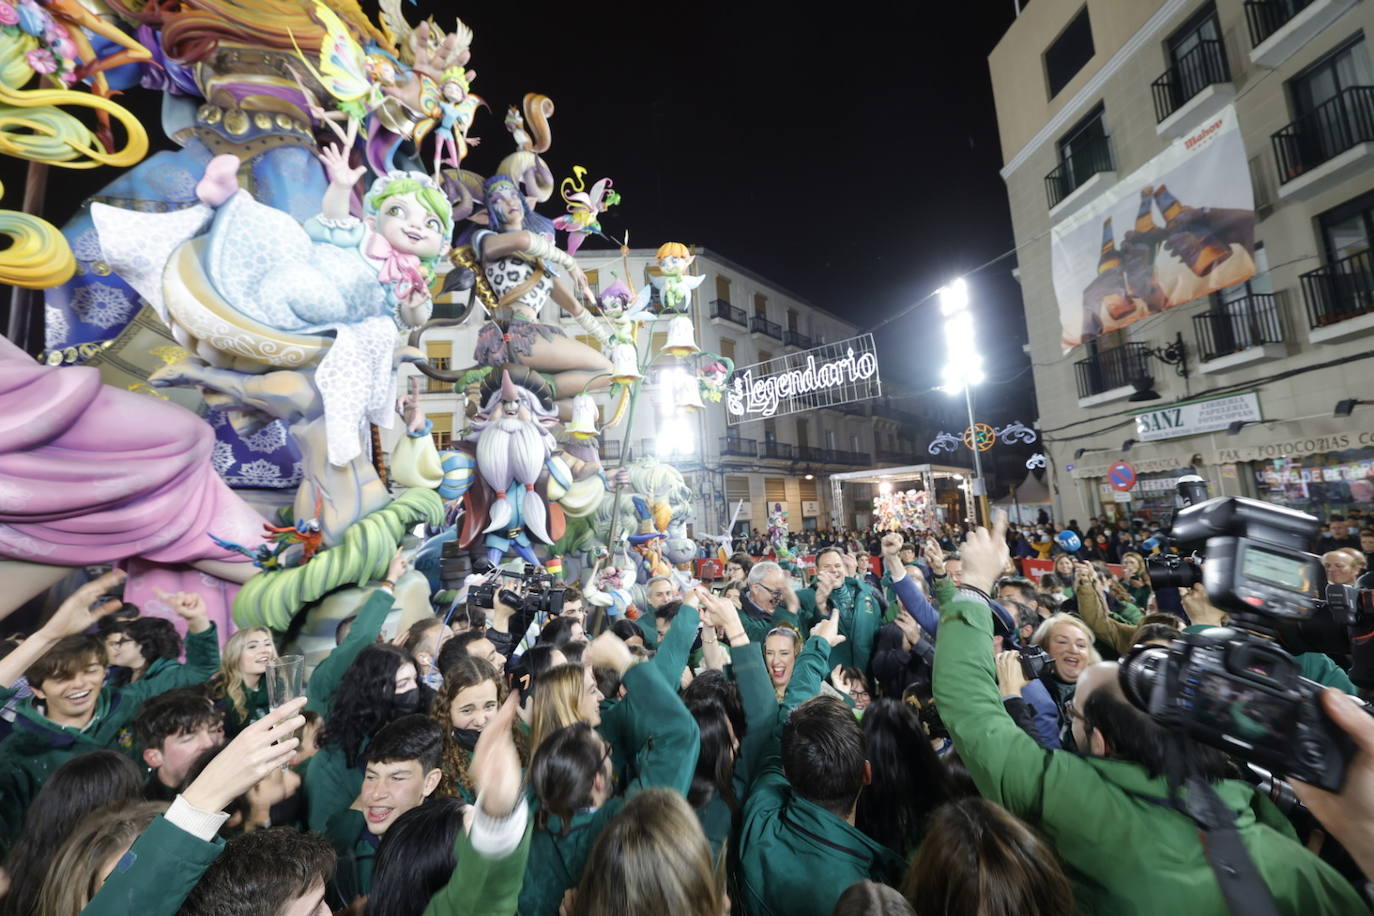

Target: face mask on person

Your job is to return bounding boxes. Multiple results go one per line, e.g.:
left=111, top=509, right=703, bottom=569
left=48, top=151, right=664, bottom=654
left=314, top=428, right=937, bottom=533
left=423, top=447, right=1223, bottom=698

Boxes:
left=391, top=688, right=422, bottom=717
left=452, top=726, right=481, bottom=751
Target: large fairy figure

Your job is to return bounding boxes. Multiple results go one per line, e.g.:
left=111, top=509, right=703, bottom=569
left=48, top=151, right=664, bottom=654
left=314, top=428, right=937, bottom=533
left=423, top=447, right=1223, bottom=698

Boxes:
left=467, top=172, right=614, bottom=418
left=91, top=121, right=454, bottom=468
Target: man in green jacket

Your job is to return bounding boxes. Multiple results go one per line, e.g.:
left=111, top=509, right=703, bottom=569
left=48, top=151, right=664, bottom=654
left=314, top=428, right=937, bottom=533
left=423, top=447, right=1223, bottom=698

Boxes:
left=0, top=571, right=220, bottom=854
left=736, top=609, right=905, bottom=916
left=796, top=548, right=882, bottom=673
left=935, top=516, right=1369, bottom=916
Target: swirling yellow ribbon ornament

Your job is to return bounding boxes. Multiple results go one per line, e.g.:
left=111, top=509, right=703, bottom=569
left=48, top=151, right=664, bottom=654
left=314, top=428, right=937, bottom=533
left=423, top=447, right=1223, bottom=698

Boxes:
left=0, top=19, right=149, bottom=288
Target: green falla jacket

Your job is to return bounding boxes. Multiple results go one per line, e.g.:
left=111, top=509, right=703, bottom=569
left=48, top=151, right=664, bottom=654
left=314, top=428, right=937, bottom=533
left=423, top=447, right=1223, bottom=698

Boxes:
left=303, top=587, right=395, bottom=834
left=933, top=589, right=1369, bottom=916
left=0, top=623, right=220, bottom=856
left=518, top=659, right=699, bottom=915
left=735, top=635, right=905, bottom=916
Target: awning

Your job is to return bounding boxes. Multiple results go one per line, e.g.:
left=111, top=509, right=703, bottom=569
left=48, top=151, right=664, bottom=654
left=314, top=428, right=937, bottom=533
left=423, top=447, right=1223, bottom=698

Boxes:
left=1211, top=415, right=1374, bottom=464
left=1071, top=450, right=1197, bottom=479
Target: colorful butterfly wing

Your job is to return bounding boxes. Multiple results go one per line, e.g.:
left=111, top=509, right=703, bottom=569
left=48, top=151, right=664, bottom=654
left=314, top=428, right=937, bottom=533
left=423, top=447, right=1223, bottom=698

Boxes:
left=314, top=1, right=372, bottom=102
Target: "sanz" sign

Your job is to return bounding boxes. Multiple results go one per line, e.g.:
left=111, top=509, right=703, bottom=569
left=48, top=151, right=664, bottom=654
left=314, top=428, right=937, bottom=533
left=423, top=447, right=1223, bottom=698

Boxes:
left=1133, top=392, right=1261, bottom=442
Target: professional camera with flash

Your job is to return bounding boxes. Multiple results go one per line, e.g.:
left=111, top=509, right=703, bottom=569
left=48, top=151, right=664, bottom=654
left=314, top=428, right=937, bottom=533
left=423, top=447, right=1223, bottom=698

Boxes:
left=1121, top=476, right=1361, bottom=792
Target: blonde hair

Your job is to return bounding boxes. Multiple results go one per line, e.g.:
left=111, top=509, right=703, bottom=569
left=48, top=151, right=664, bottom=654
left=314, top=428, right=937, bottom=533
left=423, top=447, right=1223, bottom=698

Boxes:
left=570, top=789, right=724, bottom=916
left=656, top=241, right=691, bottom=260
left=36, top=800, right=165, bottom=915
left=1031, top=614, right=1101, bottom=664
left=1324, top=548, right=1366, bottom=571
left=212, top=626, right=274, bottom=722
left=529, top=663, right=588, bottom=754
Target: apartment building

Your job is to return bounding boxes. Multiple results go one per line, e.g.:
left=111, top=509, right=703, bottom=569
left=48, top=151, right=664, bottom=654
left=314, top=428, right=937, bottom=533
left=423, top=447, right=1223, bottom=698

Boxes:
left=992, top=0, right=1374, bottom=523
left=384, top=247, right=955, bottom=534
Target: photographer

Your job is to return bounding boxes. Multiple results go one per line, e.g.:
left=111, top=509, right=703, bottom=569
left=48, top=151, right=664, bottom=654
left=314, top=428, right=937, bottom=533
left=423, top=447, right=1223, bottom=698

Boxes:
left=932, top=514, right=1366, bottom=914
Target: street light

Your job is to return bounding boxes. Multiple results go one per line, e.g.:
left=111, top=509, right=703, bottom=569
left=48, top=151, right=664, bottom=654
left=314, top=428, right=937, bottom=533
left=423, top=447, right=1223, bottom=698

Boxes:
left=938, top=278, right=986, bottom=525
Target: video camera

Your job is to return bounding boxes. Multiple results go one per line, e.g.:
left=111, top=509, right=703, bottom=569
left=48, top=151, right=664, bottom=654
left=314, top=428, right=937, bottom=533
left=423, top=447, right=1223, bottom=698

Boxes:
left=469, top=563, right=566, bottom=617
left=1123, top=476, right=1371, bottom=791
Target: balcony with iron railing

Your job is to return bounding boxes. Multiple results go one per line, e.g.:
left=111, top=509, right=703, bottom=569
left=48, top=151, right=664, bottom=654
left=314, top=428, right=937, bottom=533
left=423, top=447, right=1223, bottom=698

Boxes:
left=1271, top=86, right=1374, bottom=193
left=783, top=329, right=812, bottom=349
left=1300, top=249, right=1374, bottom=336
left=1073, top=342, right=1151, bottom=400
left=1245, top=0, right=1356, bottom=68
left=1245, top=0, right=1315, bottom=45
left=720, top=436, right=758, bottom=458
left=750, top=316, right=783, bottom=340
left=760, top=440, right=795, bottom=460
left=710, top=299, right=747, bottom=326
left=1045, top=133, right=1115, bottom=211
left=1191, top=294, right=1285, bottom=366
left=1151, top=39, right=1232, bottom=134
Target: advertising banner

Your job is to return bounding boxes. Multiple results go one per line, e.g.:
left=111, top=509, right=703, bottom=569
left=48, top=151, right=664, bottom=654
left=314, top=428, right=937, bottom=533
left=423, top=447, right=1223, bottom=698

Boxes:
left=1051, top=104, right=1256, bottom=353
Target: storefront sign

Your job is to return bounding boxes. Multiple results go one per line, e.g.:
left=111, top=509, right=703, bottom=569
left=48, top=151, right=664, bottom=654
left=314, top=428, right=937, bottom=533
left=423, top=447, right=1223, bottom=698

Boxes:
left=726, top=334, right=881, bottom=423
left=1133, top=392, right=1261, bottom=442
left=1218, top=429, right=1374, bottom=463
left=801, top=500, right=820, bottom=516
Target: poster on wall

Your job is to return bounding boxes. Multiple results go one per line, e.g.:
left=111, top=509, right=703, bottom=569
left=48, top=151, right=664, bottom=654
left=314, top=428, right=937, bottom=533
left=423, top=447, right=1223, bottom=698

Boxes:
left=1051, top=104, right=1256, bottom=353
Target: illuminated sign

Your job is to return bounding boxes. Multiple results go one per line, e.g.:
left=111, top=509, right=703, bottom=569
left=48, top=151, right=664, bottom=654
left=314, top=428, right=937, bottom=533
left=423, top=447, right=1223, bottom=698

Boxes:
left=726, top=334, right=881, bottom=423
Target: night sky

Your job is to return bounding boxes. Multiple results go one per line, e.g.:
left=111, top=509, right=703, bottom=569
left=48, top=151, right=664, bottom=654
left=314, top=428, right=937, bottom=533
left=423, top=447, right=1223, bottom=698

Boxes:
left=17, top=3, right=1035, bottom=421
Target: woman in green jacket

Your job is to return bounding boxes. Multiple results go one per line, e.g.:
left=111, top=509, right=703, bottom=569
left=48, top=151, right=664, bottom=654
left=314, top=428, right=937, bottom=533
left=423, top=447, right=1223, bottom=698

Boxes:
left=519, top=631, right=700, bottom=915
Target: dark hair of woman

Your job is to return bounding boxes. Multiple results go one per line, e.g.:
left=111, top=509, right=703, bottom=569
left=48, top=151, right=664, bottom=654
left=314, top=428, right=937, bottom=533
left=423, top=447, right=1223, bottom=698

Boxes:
left=106, top=616, right=183, bottom=685
left=365, top=797, right=465, bottom=916
left=320, top=644, right=424, bottom=768
left=900, top=797, right=1077, bottom=916
left=1, top=750, right=144, bottom=916
left=560, top=640, right=586, bottom=666
left=682, top=695, right=738, bottom=815
left=681, top=669, right=745, bottom=741
left=609, top=618, right=642, bottom=644
left=529, top=722, right=603, bottom=834
left=856, top=698, right=961, bottom=856
left=537, top=616, right=579, bottom=651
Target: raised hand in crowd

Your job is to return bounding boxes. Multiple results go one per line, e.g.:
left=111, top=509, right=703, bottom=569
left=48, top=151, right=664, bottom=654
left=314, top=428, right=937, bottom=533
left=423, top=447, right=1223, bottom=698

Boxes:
left=0, top=568, right=126, bottom=688
left=994, top=650, right=1030, bottom=698
left=812, top=606, right=847, bottom=650
left=182, top=697, right=306, bottom=814
left=469, top=691, right=524, bottom=818
left=958, top=510, right=1010, bottom=596
left=922, top=538, right=946, bottom=576
left=153, top=587, right=211, bottom=633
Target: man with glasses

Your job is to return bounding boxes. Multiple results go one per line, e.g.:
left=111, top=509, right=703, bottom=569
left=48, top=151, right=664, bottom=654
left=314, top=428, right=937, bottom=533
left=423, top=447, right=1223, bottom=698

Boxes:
left=739, top=561, right=805, bottom=644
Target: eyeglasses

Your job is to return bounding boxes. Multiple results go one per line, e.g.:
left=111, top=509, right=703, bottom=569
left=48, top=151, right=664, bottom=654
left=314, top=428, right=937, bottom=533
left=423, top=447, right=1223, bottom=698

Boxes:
left=754, top=583, right=783, bottom=601
left=107, top=637, right=131, bottom=649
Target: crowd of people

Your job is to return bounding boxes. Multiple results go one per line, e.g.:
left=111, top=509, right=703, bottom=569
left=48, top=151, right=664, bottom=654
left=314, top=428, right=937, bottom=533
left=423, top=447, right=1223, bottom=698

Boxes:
left=3, top=505, right=1374, bottom=915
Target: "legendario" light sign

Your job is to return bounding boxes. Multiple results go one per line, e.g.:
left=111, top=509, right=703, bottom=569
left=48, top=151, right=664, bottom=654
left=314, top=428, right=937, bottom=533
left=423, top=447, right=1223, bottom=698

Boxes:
left=726, top=334, right=882, bottom=422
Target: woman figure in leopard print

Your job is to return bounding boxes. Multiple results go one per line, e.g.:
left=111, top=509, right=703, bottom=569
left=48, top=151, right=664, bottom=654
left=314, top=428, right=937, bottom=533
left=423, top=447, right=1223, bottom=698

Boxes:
left=469, top=174, right=613, bottom=418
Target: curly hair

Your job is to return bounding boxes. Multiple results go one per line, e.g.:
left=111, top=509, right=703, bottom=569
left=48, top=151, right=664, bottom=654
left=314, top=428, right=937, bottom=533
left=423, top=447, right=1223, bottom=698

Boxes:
left=119, top=617, right=183, bottom=678
left=429, top=655, right=527, bottom=798
left=320, top=644, right=418, bottom=769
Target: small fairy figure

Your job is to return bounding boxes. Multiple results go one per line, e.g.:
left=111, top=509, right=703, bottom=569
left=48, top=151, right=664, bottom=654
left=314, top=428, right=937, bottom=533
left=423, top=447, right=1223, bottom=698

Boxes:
left=697, top=355, right=734, bottom=403
left=430, top=65, right=483, bottom=176
left=631, top=241, right=705, bottom=314
left=551, top=166, right=620, bottom=255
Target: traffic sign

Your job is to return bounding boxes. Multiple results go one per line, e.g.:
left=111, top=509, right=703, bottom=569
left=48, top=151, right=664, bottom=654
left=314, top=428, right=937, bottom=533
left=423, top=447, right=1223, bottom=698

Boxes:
left=1107, top=461, right=1137, bottom=492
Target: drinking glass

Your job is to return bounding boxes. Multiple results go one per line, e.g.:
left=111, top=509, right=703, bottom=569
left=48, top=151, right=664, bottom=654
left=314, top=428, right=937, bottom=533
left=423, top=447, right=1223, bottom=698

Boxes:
left=266, top=655, right=305, bottom=709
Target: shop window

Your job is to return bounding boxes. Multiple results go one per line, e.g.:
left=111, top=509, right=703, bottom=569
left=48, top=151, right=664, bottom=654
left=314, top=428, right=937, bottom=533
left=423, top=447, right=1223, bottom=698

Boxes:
left=1254, top=449, right=1374, bottom=517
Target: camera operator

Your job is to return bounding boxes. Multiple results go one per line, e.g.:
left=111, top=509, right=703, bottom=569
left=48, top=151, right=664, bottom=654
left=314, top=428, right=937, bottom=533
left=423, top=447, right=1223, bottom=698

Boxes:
left=932, top=513, right=1366, bottom=914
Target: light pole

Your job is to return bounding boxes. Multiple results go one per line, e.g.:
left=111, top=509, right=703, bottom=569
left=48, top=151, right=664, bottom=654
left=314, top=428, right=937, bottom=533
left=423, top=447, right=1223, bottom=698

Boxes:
left=939, top=278, right=988, bottom=526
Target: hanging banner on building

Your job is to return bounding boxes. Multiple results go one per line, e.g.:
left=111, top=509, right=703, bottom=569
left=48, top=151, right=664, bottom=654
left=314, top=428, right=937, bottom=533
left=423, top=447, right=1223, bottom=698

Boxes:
left=726, top=334, right=881, bottom=423
left=1133, top=391, right=1262, bottom=442
left=1051, top=104, right=1256, bottom=353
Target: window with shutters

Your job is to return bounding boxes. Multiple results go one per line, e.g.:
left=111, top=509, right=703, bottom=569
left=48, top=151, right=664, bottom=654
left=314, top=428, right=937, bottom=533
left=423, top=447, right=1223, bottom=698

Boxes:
left=754, top=293, right=768, bottom=317
left=719, top=337, right=736, bottom=362
left=650, top=331, right=667, bottom=354
left=725, top=476, right=750, bottom=500
left=430, top=412, right=454, bottom=450
left=764, top=478, right=787, bottom=503
left=584, top=268, right=600, bottom=293
left=795, top=418, right=809, bottom=448
left=425, top=341, right=452, bottom=392
left=786, top=309, right=798, bottom=331
left=800, top=477, right=818, bottom=501
left=716, top=275, right=731, bottom=303
left=759, top=350, right=773, bottom=364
